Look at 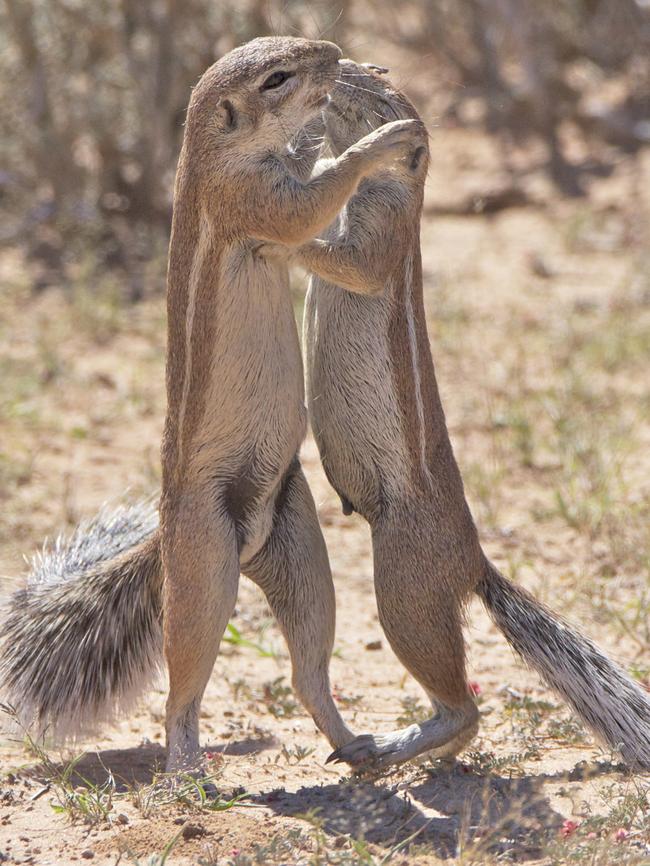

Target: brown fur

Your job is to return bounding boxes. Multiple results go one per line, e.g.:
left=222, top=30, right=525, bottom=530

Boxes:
left=157, top=40, right=426, bottom=772
left=296, top=65, right=477, bottom=727
left=7, top=47, right=648, bottom=776
left=296, top=61, right=650, bottom=771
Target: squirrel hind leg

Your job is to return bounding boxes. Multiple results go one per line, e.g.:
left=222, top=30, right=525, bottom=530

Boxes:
left=243, top=465, right=354, bottom=750
left=326, top=698, right=478, bottom=772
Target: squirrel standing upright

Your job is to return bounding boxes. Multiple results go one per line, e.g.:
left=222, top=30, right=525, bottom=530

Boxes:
left=296, top=60, right=650, bottom=771
left=0, top=40, right=426, bottom=773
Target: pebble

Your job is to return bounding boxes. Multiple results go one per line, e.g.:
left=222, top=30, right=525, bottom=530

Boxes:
left=181, top=823, right=206, bottom=841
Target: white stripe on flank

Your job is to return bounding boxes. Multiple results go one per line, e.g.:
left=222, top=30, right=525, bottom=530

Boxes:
left=176, top=216, right=210, bottom=467
left=403, top=249, right=432, bottom=484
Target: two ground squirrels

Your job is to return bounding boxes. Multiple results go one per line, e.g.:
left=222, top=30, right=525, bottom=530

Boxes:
left=0, top=38, right=426, bottom=773
left=298, top=60, right=650, bottom=770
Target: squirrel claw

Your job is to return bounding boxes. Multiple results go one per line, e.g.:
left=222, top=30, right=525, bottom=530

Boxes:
left=325, top=750, right=342, bottom=764
left=326, top=735, right=400, bottom=771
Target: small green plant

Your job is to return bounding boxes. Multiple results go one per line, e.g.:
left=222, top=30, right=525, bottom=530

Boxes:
left=49, top=768, right=116, bottom=825
left=396, top=695, right=429, bottom=726
left=597, top=784, right=650, bottom=834
left=503, top=693, right=556, bottom=740
left=1, top=704, right=116, bottom=825
left=132, top=772, right=248, bottom=815
left=547, top=717, right=588, bottom=746
left=465, top=747, right=541, bottom=775
left=263, top=678, right=299, bottom=719
left=503, top=693, right=588, bottom=747
left=280, top=744, right=316, bottom=765
left=545, top=782, right=650, bottom=865
left=2, top=702, right=247, bottom=827
left=223, top=622, right=277, bottom=658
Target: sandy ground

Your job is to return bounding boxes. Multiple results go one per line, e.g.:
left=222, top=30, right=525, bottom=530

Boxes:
left=0, top=128, right=649, bottom=864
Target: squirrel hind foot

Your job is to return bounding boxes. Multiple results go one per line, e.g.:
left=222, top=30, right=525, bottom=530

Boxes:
left=326, top=701, right=478, bottom=772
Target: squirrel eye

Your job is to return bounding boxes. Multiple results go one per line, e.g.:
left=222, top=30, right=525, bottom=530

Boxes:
left=260, top=70, right=294, bottom=91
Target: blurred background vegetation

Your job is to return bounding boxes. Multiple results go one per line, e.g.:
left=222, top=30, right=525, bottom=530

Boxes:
left=1, top=0, right=649, bottom=297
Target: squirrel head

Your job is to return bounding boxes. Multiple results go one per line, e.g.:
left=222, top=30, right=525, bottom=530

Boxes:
left=325, top=59, right=429, bottom=175
left=184, top=37, right=342, bottom=163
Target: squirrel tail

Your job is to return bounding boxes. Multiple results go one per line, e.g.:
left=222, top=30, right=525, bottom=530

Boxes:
left=0, top=501, right=163, bottom=740
left=477, top=561, right=650, bottom=769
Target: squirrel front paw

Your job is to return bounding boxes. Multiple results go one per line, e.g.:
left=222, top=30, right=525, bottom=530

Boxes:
left=354, top=119, right=427, bottom=170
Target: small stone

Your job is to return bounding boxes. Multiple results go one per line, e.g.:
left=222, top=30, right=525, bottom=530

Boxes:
left=365, top=640, right=382, bottom=651
left=181, top=823, right=206, bottom=841
left=115, top=814, right=129, bottom=825
left=81, top=851, right=95, bottom=860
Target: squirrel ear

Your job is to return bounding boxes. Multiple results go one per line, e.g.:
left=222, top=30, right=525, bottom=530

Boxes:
left=215, top=98, right=237, bottom=131
left=410, top=145, right=427, bottom=173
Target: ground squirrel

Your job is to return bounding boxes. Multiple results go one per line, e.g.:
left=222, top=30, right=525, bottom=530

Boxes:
left=0, top=38, right=426, bottom=773
left=299, top=61, right=650, bottom=771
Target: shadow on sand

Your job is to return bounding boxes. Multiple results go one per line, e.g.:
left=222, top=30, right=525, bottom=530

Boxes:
left=251, top=759, right=627, bottom=861
left=26, top=733, right=277, bottom=790
left=24, top=739, right=626, bottom=861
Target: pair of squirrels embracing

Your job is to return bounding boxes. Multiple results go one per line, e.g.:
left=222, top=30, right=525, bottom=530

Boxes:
left=2, top=37, right=650, bottom=775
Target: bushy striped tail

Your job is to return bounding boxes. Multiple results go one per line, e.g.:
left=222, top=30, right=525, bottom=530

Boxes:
left=477, top=561, right=650, bottom=769
left=0, top=501, right=163, bottom=740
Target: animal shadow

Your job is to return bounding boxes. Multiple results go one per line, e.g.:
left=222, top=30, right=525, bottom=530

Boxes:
left=23, top=734, right=276, bottom=791
left=255, top=760, right=624, bottom=861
